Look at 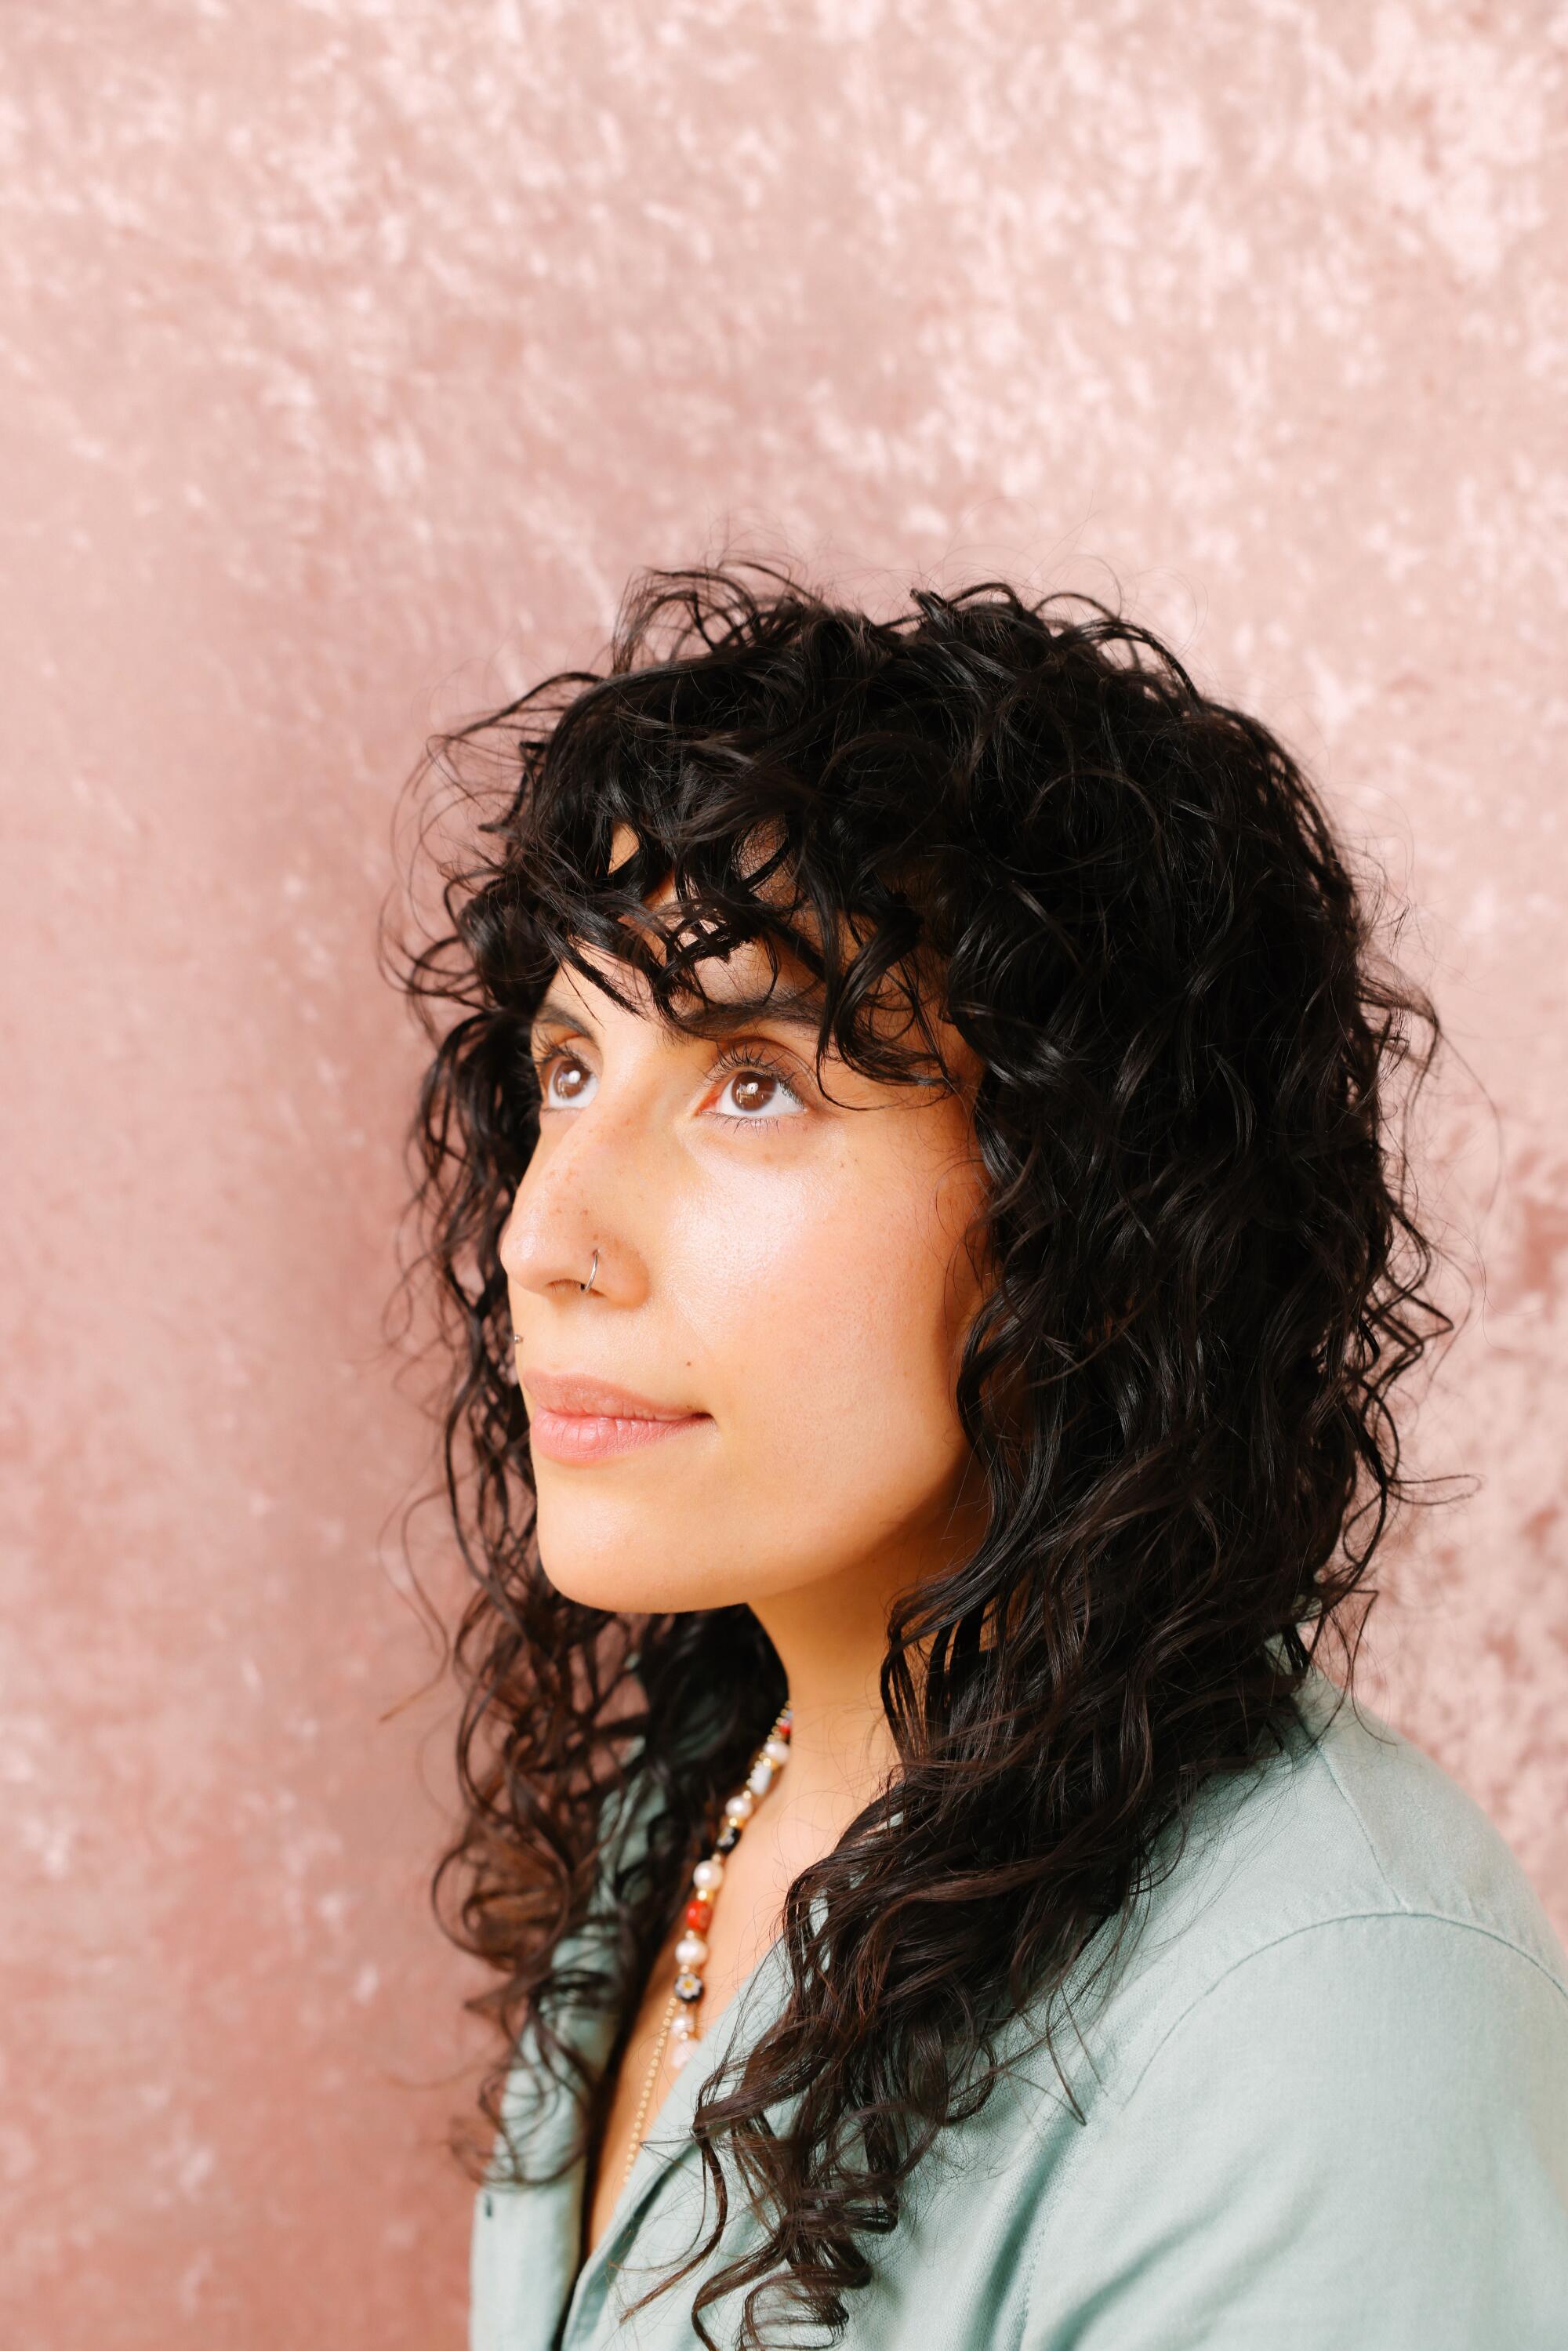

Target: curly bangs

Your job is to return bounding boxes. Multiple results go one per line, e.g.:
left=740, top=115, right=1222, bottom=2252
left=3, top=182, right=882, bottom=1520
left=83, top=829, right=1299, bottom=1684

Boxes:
left=390, top=559, right=1450, bottom=2351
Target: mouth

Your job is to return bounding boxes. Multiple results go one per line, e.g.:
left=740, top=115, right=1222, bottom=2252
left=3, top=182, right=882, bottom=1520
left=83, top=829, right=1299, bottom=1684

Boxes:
left=518, top=1365, right=713, bottom=1467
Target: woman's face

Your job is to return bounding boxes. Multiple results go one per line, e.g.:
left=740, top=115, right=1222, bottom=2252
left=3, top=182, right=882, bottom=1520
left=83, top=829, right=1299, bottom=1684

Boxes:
left=499, top=882, right=992, bottom=1626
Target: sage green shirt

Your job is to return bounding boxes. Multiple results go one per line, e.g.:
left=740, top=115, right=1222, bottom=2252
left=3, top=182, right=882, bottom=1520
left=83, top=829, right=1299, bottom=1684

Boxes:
left=470, top=1668, right=1568, bottom=2349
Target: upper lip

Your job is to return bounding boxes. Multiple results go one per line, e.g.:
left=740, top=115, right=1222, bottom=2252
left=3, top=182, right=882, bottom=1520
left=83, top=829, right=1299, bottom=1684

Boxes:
left=517, top=1366, right=706, bottom=1420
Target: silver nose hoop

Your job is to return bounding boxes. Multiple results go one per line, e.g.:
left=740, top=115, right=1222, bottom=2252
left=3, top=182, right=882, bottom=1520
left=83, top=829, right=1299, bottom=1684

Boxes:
left=510, top=1248, right=600, bottom=1346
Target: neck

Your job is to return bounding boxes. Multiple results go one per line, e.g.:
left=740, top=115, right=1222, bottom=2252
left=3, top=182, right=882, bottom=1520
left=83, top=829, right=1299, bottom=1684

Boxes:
left=744, top=1572, right=907, bottom=1855
left=742, top=1478, right=988, bottom=1837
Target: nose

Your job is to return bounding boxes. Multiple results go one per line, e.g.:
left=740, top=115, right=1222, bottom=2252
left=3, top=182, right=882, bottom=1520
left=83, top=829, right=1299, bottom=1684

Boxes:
left=499, top=1102, right=649, bottom=1308
left=501, top=1188, right=612, bottom=1303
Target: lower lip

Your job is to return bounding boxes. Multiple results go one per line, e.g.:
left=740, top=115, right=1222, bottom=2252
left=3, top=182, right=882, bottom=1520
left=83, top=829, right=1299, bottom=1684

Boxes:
left=527, top=1405, right=713, bottom=1465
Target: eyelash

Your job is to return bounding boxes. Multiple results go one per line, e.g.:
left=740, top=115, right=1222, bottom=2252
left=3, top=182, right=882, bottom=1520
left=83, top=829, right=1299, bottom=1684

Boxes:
left=528, top=1038, right=807, bottom=1129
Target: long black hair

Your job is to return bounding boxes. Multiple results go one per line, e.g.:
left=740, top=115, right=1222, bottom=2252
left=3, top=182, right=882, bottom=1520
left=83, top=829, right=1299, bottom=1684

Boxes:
left=383, top=559, right=1450, bottom=2349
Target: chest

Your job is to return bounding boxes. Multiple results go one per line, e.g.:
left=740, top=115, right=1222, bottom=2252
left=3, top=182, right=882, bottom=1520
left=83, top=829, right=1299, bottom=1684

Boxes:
left=580, top=1843, right=789, bottom=2266
left=480, top=2028, right=1064, bottom=2351
left=578, top=1912, right=684, bottom=2266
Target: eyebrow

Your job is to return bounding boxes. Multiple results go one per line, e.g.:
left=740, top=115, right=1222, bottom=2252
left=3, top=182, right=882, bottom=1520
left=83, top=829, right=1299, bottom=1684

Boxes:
left=526, top=983, right=829, bottom=1049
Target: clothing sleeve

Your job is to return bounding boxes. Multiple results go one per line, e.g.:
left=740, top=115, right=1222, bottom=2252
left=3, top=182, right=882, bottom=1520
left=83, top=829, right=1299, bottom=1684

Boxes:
left=1016, top=1912, right=1568, bottom=2351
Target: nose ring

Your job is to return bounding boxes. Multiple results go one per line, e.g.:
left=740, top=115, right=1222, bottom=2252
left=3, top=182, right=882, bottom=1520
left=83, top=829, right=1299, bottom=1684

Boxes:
left=511, top=1250, right=599, bottom=1347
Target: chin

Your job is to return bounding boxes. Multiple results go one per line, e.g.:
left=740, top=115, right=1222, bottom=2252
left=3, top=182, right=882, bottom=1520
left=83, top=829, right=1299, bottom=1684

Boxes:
left=539, top=1558, right=740, bottom=1617
left=533, top=1504, right=742, bottom=1617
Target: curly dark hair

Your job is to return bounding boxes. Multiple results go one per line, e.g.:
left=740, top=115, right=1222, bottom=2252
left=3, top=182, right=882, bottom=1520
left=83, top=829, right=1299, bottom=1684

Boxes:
left=383, top=558, right=1451, bottom=2350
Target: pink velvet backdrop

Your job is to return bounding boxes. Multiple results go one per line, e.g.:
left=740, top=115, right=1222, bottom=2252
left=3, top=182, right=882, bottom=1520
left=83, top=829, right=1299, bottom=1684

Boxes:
left=5, top=4, right=1566, bottom=2342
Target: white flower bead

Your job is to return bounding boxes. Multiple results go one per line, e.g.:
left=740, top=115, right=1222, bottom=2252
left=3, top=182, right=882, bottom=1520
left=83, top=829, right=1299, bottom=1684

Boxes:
left=692, top=1857, right=724, bottom=1892
left=746, top=1760, right=774, bottom=1796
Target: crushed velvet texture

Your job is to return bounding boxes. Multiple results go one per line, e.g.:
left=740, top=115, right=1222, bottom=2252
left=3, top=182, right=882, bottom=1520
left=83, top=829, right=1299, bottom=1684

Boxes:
left=3, top=5, right=1563, bottom=2346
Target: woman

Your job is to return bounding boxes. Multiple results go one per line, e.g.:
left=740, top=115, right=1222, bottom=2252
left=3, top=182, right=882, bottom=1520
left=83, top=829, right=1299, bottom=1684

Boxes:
left=391, top=562, right=1568, bottom=2351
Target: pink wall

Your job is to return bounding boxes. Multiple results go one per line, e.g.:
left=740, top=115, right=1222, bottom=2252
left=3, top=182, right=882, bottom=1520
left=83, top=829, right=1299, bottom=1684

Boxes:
left=5, top=5, right=1565, bottom=2342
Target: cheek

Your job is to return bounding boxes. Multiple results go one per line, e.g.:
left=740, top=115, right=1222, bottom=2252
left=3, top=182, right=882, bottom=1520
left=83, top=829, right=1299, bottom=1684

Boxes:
left=524, top=1111, right=992, bottom=1613
left=666, top=1136, right=982, bottom=1557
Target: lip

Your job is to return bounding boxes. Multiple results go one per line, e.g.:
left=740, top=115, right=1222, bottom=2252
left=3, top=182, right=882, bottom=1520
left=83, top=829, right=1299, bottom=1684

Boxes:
left=518, top=1365, right=713, bottom=1466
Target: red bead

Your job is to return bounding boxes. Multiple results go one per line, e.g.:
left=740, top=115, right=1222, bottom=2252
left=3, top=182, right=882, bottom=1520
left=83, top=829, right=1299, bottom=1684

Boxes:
left=684, top=1897, right=713, bottom=1930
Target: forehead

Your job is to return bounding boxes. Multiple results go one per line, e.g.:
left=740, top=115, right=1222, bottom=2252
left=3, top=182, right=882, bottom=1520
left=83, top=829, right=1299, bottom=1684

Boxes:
left=542, top=929, right=826, bottom=1049
left=568, top=818, right=828, bottom=1017
left=550, top=822, right=979, bottom=1087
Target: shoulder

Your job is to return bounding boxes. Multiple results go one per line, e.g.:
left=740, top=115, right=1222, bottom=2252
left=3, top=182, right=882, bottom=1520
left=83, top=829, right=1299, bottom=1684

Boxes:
left=1283, top=1663, right=1566, bottom=1972
left=1059, top=1663, right=1568, bottom=2112
left=1009, top=1672, right=1568, bottom=2349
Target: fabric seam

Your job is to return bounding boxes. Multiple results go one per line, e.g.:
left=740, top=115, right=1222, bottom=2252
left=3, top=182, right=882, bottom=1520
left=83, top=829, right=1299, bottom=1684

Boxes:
left=1014, top=1907, right=1568, bottom=2351
left=1114, top=1906, right=1568, bottom=2112
left=1305, top=1710, right=1412, bottom=1910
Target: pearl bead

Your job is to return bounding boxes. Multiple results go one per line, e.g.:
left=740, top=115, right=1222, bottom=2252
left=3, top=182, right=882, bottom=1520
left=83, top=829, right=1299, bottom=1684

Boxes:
left=675, top=1932, right=708, bottom=1966
left=724, top=1790, right=755, bottom=1821
left=762, top=1736, right=789, bottom=1767
left=669, top=2036, right=697, bottom=2069
left=692, top=1857, right=724, bottom=1892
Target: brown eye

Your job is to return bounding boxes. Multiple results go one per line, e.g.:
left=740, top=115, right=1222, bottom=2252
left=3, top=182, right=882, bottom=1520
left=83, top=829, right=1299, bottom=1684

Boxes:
left=710, top=1049, right=806, bottom=1124
left=535, top=1050, right=597, bottom=1109
left=728, top=1071, right=778, bottom=1114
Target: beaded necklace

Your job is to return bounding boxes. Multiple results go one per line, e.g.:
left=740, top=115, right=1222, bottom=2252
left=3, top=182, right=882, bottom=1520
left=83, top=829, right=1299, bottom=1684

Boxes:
left=615, top=1702, right=794, bottom=2196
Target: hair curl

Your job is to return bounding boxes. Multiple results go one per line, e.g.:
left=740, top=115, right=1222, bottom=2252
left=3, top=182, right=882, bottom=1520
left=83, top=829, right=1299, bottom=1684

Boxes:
left=383, top=558, right=1452, bottom=2349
